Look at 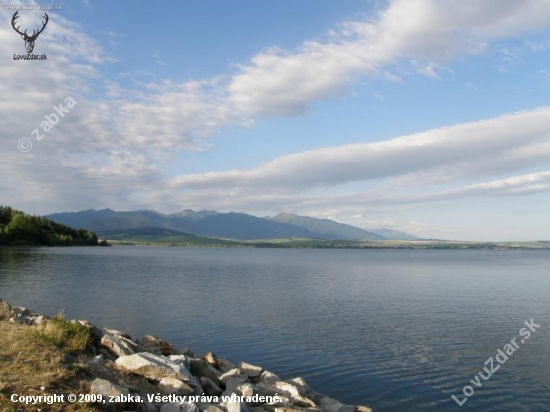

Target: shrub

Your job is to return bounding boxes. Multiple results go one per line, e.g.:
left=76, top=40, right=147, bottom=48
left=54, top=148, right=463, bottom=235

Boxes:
left=32, top=313, right=92, bottom=352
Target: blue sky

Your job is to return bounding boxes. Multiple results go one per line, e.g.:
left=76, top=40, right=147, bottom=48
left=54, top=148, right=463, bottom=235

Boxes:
left=1, top=0, right=550, bottom=240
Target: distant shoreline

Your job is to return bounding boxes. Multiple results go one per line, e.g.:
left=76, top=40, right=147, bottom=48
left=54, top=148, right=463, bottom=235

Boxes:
left=103, top=239, right=550, bottom=250
left=3, top=239, right=548, bottom=250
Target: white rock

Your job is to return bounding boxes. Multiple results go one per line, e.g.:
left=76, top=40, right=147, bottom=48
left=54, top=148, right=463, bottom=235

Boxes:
left=101, top=333, right=136, bottom=357
left=238, top=361, right=263, bottom=378
left=255, top=381, right=315, bottom=408
left=142, top=335, right=162, bottom=347
left=169, top=355, right=191, bottom=370
left=202, top=351, right=220, bottom=367
left=286, top=377, right=311, bottom=396
left=158, top=377, right=195, bottom=396
left=116, top=352, right=200, bottom=388
left=225, top=376, right=248, bottom=393
left=259, top=370, right=280, bottom=384
left=104, top=328, right=131, bottom=339
left=238, top=382, right=254, bottom=397
left=220, top=368, right=243, bottom=384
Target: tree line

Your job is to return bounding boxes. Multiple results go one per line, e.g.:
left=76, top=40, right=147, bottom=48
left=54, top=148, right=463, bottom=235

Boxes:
left=0, top=205, right=99, bottom=246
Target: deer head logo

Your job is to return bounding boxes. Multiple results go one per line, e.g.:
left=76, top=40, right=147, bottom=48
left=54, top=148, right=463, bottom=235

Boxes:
left=11, top=11, right=49, bottom=54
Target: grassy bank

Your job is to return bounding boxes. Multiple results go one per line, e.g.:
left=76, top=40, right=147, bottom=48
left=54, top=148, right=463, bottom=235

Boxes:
left=0, top=319, right=98, bottom=411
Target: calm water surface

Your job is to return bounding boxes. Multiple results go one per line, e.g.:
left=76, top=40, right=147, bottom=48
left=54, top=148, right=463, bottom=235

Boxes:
left=0, top=247, right=549, bottom=411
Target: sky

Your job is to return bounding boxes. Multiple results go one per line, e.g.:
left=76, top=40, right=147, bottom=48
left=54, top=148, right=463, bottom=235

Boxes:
left=1, top=0, right=550, bottom=241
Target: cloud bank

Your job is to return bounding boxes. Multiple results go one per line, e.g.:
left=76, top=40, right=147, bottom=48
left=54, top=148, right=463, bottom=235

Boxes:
left=1, top=0, right=550, bottom=239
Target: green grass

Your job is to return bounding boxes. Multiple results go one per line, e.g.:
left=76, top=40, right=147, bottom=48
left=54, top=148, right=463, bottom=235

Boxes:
left=32, top=313, right=92, bottom=353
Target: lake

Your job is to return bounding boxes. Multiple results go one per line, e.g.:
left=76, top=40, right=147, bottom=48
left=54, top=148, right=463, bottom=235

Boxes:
left=0, top=247, right=548, bottom=411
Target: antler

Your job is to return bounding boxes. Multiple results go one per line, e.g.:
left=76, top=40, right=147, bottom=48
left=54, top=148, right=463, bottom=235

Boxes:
left=11, top=11, right=25, bottom=36
left=11, top=12, right=49, bottom=39
left=32, top=13, right=49, bottom=38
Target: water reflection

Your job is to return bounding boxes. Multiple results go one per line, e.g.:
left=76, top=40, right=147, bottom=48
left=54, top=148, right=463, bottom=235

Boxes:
left=0, top=247, right=549, bottom=411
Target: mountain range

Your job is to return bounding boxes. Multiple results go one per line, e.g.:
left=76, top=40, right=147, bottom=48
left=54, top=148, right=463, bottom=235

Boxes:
left=45, top=209, right=419, bottom=241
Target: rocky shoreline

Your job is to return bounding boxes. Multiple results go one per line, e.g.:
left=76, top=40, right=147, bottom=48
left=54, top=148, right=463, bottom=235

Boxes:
left=0, top=299, right=373, bottom=412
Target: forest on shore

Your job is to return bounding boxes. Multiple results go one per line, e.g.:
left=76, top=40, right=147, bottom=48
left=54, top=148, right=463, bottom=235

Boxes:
left=0, top=205, right=100, bottom=246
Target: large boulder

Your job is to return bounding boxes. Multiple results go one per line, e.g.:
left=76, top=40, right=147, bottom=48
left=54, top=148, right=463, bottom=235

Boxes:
left=238, top=361, right=263, bottom=378
left=158, top=377, right=195, bottom=396
left=225, top=376, right=250, bottom=395
left=258, top=370, right=280, bottom=384
left=285, top=378, right=311, bottom=396
left=189, top=359, right=222, bottom=385
left=101, top=333, right=137, bottom=357
left=202, top=351, right=220, bottom=368
left=220, top=368, right=243, bottom=384
left=200, top=377, right=223, bottom=396
left=142, top=335, right=163, bottom=347
left=116, top=352, right=200, bottom=388
left=142, top=335, right=175, bottom=356
left=104, top=328, right=132, bottom=339
left=255, top=381, right=315, bottom=408
left=169, top=355, right=191, bottom=370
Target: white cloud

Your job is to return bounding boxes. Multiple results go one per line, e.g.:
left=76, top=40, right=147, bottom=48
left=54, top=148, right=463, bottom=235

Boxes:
left=227, top=0, right=550, bottom=116
left=167, top=107, right=550, bottom=192
left=2, top=0, right=550, bottom=227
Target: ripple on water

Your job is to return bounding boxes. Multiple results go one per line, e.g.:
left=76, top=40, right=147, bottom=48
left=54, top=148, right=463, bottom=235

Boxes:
left=1, top=247, right=549, bottom=412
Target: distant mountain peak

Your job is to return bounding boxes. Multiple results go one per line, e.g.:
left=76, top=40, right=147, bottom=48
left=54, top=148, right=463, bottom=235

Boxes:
left=269, top=212, right=384, bottom=241
left=45, top=208, right=418, bottom=241
left=170, top=209, right=219, bottom=219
